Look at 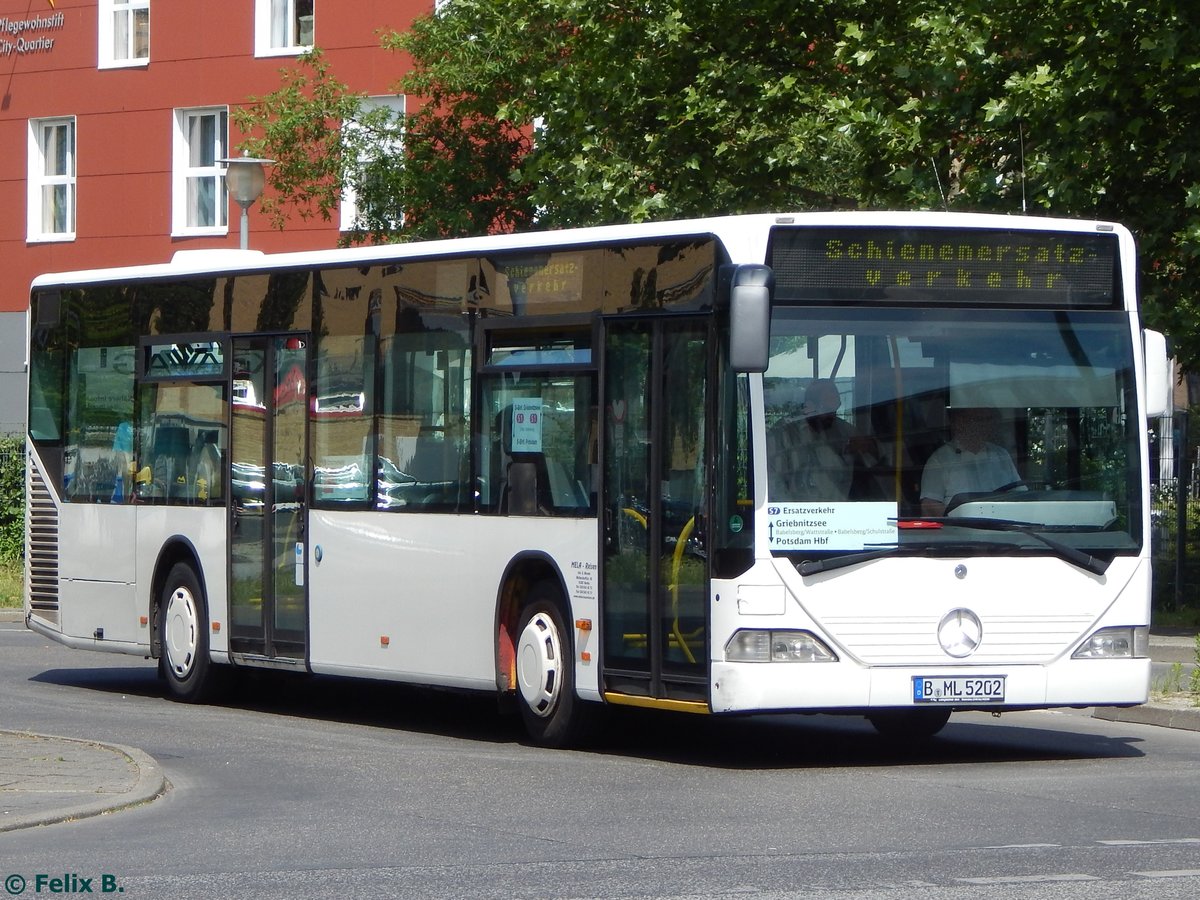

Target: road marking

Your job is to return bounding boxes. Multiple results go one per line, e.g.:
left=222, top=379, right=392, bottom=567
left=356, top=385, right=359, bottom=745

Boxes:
left=1098, top=838, right=1200, bottom=846
left=957, top=874, right=1099, bottom=885
left=981, top=843, right=1061, bottom=850
left=1133, top=870, right=1200, bottom=879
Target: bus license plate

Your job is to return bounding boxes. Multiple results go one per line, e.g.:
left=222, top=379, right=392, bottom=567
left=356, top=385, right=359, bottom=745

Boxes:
left=912, top=675, right=1005, bottom=704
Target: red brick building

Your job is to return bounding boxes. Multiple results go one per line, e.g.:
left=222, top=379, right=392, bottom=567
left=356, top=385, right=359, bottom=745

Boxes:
left=0, top=0, right=427, bottom=431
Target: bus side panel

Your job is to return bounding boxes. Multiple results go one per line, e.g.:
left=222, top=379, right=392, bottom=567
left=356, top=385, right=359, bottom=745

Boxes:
left=59, top=503, right=137, bottom=583
left=133, top=506, right=230, bottom=656
left=306, top=511, right=599, bottom=694
left=59, top=579, right=142, bottom=646
left=57, top=504, right=141, bottom=645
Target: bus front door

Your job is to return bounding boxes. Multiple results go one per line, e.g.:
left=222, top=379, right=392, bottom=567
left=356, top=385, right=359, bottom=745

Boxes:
left=229, top=334, right=309, bottom=662
left=601, top=318, right=710, bottom=706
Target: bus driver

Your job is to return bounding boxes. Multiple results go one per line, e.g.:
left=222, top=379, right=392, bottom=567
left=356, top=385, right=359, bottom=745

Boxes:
left=920, top=407, right=1024, bottom=516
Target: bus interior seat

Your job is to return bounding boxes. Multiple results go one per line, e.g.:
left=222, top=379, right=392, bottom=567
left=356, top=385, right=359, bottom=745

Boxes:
left=408, top=425, right=453, bottom=484
left=497, top=404, right=552, bottom=515
left=189, top=429, right=223, bottom=501
left=151, top=425, right=190, bottom=500
left=506, top=459, right=540, bottom=515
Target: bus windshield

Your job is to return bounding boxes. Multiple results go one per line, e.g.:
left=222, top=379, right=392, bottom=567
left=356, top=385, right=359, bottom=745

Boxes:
left=762, top=306, right=1141, bottom=560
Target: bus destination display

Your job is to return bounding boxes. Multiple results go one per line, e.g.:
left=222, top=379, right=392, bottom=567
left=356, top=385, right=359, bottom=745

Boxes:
left=769, top=227, right=1120, bottom=307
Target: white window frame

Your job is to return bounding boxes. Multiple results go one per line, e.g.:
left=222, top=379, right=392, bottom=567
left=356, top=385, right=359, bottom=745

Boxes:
left=27, top=117, right=76, bottom=243
left=340, top=95, right=406, bottom=233
left=172, top=107, right=229, bottom=236
left=254, top=0, right=314, bottom=58
left=98, top=0, right=150, bottom=69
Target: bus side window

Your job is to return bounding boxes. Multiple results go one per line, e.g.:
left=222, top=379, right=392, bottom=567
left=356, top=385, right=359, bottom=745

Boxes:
left=138, top=383, right=228, bottom=506
left=490, top=389, right=595, bottom=517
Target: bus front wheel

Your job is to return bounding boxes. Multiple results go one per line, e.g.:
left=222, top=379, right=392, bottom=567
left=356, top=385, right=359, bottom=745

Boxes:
left=159, top=562, right=218, bottom=703
left=515, top=584, right=588, bottom=747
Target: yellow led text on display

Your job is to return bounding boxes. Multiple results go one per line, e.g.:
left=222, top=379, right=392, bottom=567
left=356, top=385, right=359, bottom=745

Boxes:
left=821, top=237, right=1099, bottom=291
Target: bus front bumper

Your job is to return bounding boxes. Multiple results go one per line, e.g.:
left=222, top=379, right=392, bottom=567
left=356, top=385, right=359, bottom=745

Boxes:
left=709, top=657, right=1151, bottom=714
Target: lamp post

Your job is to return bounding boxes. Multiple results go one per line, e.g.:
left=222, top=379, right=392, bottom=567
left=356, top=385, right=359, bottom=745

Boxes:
left=220, top=153, right=273, bottom=250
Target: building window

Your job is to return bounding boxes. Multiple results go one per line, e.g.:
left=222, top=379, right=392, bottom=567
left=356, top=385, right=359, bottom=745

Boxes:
left=340, top=95, right=405, bottom=234
left=173, top=108, right=228, bottom=235
left=255, top=0, right=314, bottom=57
left=28, top=117, right=76, bottom=242
left=99, top=0, right=150, bottom=68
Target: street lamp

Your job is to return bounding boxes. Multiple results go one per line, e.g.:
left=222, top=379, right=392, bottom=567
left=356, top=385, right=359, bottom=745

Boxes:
left=220, top=153, right=273, bottom=250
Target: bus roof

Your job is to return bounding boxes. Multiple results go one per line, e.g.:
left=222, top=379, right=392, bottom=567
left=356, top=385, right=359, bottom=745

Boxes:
left=29, top=211, right=1130, bottom=291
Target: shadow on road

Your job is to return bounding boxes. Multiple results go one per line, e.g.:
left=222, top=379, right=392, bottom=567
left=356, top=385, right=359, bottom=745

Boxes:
left=30, top=663, right=1147, bottom=769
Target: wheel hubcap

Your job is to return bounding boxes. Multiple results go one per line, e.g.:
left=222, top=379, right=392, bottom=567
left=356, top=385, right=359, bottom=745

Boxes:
left=517, top=611, right=562, bottom=717
left=164, top=587, right=198, bottom=679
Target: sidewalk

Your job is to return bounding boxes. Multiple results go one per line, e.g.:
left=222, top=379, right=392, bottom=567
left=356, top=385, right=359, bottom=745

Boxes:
left=0, top=732, right=167, bottom=833
left=1, top=608, right=169, bottom=831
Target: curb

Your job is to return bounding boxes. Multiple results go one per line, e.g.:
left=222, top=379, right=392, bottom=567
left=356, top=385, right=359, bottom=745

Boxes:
left=0, top=732, right=169, bottom=833
left=0, top=607, right=22, bottom=623
left=1093, top=701, right=1200, bottom=732
left=1149, top=642, right=1198, bottom=665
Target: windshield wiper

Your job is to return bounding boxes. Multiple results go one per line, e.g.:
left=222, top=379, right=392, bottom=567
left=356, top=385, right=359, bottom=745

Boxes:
left=933, top=516, right=1111, bottom=576
left=797, top=547, right=900, bottom=576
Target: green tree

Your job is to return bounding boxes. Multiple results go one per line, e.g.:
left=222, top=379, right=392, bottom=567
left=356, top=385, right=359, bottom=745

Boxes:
left=233, top=43, right=534, bottom=242
left=0, top=438, right=25, bottom=563
left=827, top=0, right=1200, bottom=365
left=236, top=0, right=1200, bottom=365
left=235, top=1, right=871, bottom=240
left=388, top=0, right=869, bottom=227
left=232, top=50, right=406, bottom=236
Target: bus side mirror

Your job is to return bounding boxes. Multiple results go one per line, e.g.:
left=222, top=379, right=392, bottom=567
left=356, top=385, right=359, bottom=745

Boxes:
left=726, top=264, right=772, bottom=373
left=1143, top=329, right=1171, bottom=418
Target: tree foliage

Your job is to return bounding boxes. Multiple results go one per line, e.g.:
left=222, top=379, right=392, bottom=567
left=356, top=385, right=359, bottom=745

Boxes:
left=234, top=0, right=1200, bottom=367
left=830, top=0, right=1200, bottom=366
left=231, top=51, right=367, bottom=229
left=0, top=438, right=25, bottom=563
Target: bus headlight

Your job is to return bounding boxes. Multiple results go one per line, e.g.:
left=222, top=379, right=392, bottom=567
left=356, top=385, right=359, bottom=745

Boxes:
left=1071, top=626, right=1149, bottom=659
left=725, top=629, right=838, bottom=663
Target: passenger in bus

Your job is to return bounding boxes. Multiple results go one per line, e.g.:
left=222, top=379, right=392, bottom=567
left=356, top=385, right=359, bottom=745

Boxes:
left=110, top=420, right=134, bottom=503
left=767, top=379, right=860, bottom=501
left=920, top=407, right=1024, bottom=516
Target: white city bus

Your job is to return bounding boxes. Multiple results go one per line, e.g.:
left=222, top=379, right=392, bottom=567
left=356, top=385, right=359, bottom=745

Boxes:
left=25, top=212, right=1168, bottom=745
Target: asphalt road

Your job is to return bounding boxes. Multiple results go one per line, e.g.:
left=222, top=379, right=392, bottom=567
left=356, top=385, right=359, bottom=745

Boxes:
left=2, top=620, right=1199, bottom=900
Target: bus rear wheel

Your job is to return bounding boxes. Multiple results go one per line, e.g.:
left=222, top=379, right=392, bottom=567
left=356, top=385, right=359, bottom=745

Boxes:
left=515, top=584, right=588, bottom=747
left=159, top=562, right=218, bottom=703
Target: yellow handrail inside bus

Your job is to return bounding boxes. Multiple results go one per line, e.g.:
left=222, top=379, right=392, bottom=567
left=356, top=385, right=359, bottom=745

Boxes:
left=670, top=515, right=698, bottom=664
left=620, top=512, right=702, bottom=665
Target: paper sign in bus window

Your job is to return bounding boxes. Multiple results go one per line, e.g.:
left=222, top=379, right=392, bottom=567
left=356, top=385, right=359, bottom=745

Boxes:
left=766, top=501, right=897, bottom=551
left=510, top=398, right=543, bottom=452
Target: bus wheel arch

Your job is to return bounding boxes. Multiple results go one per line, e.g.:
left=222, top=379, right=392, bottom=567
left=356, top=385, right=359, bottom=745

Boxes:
left=495, top=556, right=587, bottom=747
left=150, top=540, right=219, bottom=703
left=495, top=554, right=565, bottom=691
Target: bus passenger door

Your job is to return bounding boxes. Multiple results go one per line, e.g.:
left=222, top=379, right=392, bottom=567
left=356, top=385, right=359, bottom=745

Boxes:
left=601, top=318, right=710, bottom=705
left=229, top=334, right=309, bottom=661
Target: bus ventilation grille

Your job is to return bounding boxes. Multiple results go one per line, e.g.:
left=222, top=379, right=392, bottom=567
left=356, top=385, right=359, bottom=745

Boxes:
left=26, top=454, right=60, bottom=622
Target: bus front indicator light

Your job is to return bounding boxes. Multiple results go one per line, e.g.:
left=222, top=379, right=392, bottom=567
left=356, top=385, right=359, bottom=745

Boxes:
left=725, top=630, right=771, bottom=661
